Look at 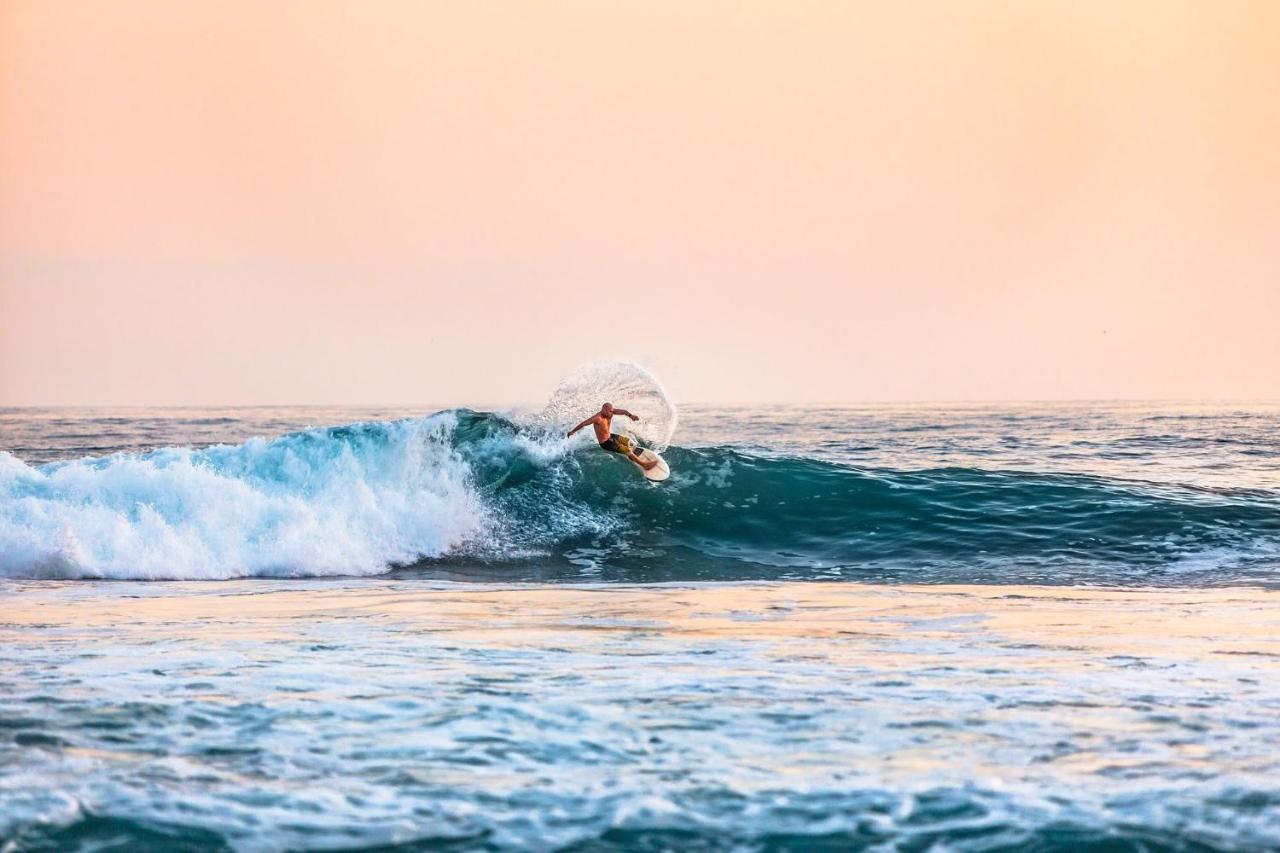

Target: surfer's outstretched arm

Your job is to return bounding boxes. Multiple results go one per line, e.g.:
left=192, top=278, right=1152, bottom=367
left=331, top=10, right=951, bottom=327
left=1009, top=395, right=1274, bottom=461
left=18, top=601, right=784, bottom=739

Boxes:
left=614, top=409, right=640, bottom=421
left=566, top=417, right=595, bottom=438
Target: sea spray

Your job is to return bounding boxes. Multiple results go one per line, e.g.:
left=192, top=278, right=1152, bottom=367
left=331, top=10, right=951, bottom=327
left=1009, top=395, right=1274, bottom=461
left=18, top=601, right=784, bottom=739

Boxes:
left=537, top=360, right=679, bottom=450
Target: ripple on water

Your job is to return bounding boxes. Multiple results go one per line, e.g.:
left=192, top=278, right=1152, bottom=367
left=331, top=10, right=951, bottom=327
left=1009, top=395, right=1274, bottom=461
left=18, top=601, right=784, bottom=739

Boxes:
left=2, top=581, right=1279, bottom=851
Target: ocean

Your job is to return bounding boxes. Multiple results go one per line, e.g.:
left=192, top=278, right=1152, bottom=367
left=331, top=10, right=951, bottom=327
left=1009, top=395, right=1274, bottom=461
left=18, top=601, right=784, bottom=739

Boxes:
left=3, top=387, right=1279, bottom=849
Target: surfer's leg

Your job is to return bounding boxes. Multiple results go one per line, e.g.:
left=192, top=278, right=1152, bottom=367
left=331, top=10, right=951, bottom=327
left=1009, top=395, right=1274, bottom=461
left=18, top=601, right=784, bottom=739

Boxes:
left=628, top=450, right=657, bottom=470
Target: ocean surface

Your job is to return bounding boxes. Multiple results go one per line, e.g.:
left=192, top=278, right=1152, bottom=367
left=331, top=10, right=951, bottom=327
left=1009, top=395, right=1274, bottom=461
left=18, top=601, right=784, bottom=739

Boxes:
left=3, top=385, right=1280, bottom=850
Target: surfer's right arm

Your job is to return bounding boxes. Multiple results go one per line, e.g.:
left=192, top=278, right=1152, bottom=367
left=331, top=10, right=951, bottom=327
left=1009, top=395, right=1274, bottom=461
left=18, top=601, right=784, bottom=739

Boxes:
left=566, top=416, right=595, bottom=438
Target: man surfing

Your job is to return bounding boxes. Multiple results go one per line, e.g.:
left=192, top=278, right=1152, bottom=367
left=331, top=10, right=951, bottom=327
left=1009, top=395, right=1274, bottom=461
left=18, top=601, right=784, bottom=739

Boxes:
left=567, top=403, right=659, bottom=471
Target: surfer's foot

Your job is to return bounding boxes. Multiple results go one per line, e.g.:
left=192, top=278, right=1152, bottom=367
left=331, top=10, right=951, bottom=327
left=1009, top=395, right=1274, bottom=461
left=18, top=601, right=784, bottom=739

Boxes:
left=630, top=453, right=658, bottom=471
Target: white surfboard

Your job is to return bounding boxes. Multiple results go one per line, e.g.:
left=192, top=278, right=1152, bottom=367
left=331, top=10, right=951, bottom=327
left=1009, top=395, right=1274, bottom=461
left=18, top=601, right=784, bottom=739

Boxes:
left=633, top=447, right=670, bottom=482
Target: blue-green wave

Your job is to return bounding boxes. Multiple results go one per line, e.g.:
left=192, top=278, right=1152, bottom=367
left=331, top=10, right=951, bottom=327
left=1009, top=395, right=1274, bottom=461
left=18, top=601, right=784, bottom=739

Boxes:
left=3, top=409, right=1277, bottom=583
left=447, top=411, right=1280, bottom=585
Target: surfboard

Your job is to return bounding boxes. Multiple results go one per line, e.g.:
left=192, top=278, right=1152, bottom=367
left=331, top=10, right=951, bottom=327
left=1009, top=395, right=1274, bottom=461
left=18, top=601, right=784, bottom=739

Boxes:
left=633, top=447, right=670, bottom=482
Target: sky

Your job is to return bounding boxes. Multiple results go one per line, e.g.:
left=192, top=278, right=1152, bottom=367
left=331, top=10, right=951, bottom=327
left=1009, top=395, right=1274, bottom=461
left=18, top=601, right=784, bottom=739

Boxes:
left=1, top=0, right=1278, bottom=406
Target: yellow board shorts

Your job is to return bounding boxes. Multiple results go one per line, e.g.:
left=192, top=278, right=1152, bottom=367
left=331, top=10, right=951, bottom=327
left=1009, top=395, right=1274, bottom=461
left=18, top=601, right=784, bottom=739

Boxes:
left=599, top=434, right=634, bottom=455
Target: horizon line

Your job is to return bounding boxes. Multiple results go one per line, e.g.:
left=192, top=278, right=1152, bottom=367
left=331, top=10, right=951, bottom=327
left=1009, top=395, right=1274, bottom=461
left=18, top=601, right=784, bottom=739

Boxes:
left=3, top=397, right=1279, bottom=411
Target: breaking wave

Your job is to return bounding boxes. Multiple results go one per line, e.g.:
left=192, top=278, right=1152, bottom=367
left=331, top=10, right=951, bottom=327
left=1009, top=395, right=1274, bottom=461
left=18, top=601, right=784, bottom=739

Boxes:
left=3, top=409, right=1279, bottom=583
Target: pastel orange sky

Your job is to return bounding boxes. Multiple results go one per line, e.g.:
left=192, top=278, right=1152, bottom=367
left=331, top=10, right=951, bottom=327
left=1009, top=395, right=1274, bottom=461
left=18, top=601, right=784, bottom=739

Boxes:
left=2, top=0, right=1278, bottom=406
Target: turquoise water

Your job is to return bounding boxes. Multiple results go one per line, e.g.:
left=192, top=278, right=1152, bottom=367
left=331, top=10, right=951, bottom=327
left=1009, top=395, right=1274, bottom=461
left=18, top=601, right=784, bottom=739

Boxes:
left=2, top=400, right=1279, bottom=850
left=4, top=403, right=1279, bottom=585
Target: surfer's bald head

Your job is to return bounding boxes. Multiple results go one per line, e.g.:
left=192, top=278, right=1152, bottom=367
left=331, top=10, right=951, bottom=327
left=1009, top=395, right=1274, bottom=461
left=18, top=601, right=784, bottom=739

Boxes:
left=601, top=402, right=614, bottom=415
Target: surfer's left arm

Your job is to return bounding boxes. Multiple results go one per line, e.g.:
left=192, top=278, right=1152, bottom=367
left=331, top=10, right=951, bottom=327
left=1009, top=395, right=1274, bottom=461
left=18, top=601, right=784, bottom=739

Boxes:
left=614, top=409, right=640, bottom=421
left=566, top=417, right=595, bottom=437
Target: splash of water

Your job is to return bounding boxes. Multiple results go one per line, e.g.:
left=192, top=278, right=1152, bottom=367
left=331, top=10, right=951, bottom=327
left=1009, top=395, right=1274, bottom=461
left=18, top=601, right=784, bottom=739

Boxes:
left=537, top=360, right=678, bottom=450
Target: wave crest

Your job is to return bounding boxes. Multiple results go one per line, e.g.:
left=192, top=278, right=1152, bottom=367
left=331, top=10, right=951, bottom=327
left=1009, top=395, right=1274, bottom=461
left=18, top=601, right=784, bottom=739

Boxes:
left=0, top=413, right=487, bottom=579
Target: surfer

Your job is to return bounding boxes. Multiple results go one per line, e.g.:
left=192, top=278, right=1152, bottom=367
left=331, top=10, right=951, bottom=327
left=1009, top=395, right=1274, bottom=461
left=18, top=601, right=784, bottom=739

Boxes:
left=567, top=403, right=658, bottom=471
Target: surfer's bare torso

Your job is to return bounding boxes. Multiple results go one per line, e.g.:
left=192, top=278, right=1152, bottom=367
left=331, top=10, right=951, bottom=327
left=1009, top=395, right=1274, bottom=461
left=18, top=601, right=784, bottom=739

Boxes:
left=567, top=403, right=657, bottom=471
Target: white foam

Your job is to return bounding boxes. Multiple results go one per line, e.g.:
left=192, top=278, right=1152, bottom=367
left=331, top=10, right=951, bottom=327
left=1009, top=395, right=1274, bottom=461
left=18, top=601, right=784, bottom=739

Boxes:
left=0, top=413, right=486, bottom=580
left=0, top=363, right=682, bottom=581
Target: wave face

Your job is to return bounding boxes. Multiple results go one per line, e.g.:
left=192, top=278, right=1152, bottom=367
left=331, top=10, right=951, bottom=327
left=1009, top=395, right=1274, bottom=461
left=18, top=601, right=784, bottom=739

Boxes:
left=3, top=409, right=1279, bottom=583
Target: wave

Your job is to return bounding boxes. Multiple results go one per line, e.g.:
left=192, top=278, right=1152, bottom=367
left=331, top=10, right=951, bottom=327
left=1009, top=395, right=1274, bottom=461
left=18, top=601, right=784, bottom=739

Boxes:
left=0, top=413, right=486, bottom=579
left=2, top=409, right=1278, bottom=582
left=10, top=785, right=1280, bottom=851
